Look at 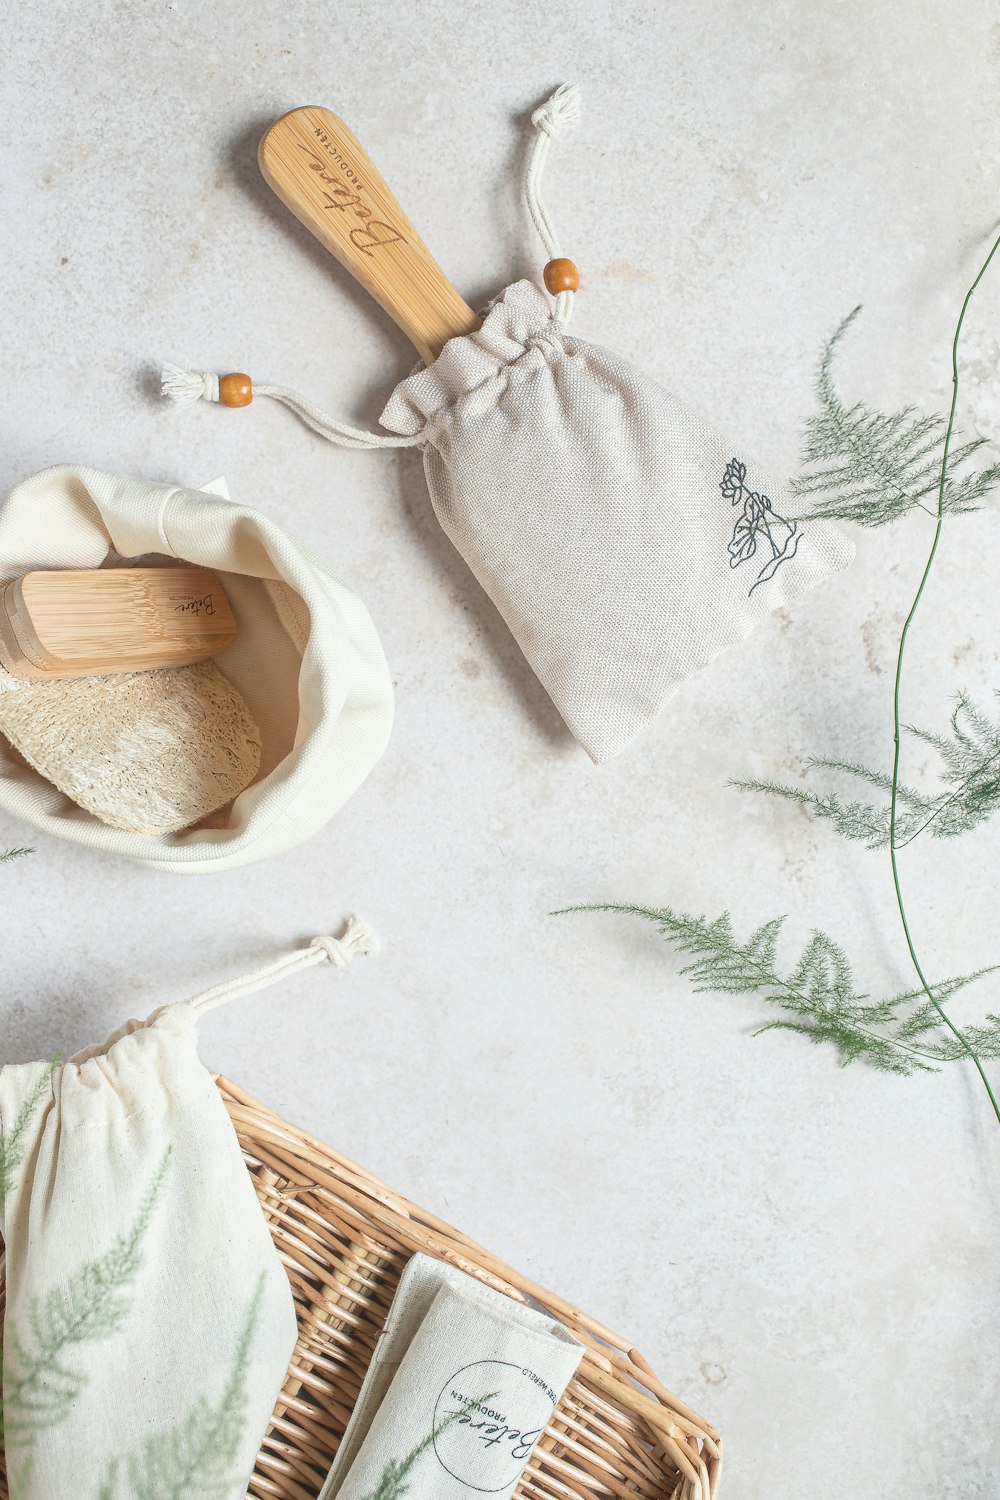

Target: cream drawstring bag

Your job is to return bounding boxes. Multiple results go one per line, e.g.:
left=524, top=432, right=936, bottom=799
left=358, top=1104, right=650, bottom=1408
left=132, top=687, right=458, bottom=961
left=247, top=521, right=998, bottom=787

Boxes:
left=166, top=85, right=854, bottom=764
left=377, top=277, right=853, bottom=762
left=0, top=921, right=372, bottom=1500
left=0, top=465, right=393, bottom=871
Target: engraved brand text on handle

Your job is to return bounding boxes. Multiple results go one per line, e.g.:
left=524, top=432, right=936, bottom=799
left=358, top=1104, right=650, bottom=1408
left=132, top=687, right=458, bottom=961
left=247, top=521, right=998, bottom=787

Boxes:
left=299, top=138, right=407, bottom=258
left=171, top=593, right=216, bottom=617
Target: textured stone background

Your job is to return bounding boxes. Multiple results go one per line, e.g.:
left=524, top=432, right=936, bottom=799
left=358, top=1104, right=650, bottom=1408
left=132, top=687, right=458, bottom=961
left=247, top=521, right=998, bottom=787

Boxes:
left=3, top=3, right=1000, bottom=1494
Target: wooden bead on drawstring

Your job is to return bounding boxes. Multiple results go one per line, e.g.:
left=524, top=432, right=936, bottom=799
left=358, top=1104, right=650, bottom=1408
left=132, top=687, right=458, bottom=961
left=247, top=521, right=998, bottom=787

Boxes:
left=543, top=258, right=580, bottom=294
left=219, top=373, right=253, bottom=407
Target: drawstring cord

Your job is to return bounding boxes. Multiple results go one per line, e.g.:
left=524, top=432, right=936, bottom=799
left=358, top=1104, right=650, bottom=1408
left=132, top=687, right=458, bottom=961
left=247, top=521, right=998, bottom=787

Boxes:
left=187, top=918, right=375, bottom=1016
left=159, top=366, right=421, bottom=449
left=525, top=83, right=580, bottom=325
left=160, top=83, right=581, bottom=439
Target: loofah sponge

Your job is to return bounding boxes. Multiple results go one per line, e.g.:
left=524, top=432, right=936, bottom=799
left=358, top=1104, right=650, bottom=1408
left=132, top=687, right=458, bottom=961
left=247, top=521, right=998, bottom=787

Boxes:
left=0, top=659, right=262, bottom=835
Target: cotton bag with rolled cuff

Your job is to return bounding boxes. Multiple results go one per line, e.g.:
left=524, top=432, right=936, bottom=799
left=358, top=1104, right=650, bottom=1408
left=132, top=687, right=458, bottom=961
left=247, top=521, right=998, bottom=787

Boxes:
left=0, top=920, right=373, bottom=1500
left=319, top=1252, right=583, bottom=1500
left=165, top=84, right=853, bottom=763
left=0, top=486, right=265, bottom=837
left=0, top=465, right=393, bottom=869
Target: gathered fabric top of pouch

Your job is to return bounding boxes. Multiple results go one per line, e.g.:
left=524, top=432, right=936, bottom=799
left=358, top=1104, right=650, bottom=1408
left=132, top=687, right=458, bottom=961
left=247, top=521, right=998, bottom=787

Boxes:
left=0, top=1004, right=200, bottom=1152
left=63, top=1003, right=198, bottom=1095
left=380, top=280, right=563, bottom=437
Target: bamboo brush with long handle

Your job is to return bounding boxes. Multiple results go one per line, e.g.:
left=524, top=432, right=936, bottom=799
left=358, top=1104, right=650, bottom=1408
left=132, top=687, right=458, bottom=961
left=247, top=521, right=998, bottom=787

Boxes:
left=258, top=107, right=479, bottom=364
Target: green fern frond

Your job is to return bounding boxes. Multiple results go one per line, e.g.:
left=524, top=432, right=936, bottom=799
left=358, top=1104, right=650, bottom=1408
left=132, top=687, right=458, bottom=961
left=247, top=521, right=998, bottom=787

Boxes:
left=790, top=307, right=1000, bottom=525
left=357, top=1390, right=497, bottom=1500
left=96, top=1469, right=117, bottom=1500
left=360, top=1437, right=436, bottom=1500
left=736, top=695, right=1000, bottom=849
left=0, top=847, right=33, bottom=864
left=96, top=1273, right=263, bottom=1500
left=0, top=1061, right=55, bottom=1214
left=5, top=1452, right=33, bottom=1495
left=734, top=775, right=897, bottom=849
left=2, top=1150, right=170, bottom=1443
left=555, top=903, right=1000, bottom=1076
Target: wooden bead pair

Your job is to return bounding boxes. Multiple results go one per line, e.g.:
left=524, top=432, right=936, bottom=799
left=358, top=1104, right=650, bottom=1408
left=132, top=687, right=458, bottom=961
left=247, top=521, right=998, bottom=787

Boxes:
left=216, top=264, right=578, bottom=410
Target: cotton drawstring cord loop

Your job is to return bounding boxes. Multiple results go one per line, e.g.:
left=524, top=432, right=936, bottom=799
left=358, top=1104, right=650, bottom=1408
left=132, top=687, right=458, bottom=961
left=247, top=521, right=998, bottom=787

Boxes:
left=525, top=83, right=581, bottom=324
left=161, top=83, right=582, bottom=432
left=160, top=365, right=420, bottom=449
left=188, top=918, right=375, bottom=1016
left=253, top=384, right=421, bottom=449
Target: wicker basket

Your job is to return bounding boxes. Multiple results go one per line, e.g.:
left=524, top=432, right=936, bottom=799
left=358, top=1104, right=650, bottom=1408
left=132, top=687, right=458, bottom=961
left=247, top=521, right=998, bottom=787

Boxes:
left=0, top=1076, right=723, bottom=1499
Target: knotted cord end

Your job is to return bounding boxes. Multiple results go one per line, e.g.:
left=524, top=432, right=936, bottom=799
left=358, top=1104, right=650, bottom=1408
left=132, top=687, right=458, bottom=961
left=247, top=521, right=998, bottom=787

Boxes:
left=310, top=917, right=377, bottom=969
left=161, top=364, right=220, bottom=407
left=531, top=83, right=581, bottom=138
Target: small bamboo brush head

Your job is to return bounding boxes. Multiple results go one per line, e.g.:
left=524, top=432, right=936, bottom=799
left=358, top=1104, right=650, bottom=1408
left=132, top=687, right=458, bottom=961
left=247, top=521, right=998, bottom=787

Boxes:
left=0, top=566, right=237, bottom=681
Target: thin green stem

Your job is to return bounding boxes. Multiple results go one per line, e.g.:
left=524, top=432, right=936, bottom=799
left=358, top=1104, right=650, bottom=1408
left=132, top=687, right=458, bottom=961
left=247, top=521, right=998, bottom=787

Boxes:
left=889, top=226, right=1000, bottom=1128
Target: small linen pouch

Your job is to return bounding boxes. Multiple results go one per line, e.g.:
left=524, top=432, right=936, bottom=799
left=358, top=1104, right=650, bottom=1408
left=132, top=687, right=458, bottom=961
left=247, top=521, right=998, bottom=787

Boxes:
left=379, top=278, right=854, bottom=761
left=0, top=922, right=371, bottom=1500
left=321, top=1252, right=583, bottom=1500
left=165, top=85, right=853, bottom=764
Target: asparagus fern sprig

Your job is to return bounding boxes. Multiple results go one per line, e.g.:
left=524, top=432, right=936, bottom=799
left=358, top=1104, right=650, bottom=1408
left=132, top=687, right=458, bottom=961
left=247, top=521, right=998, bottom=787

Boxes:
left=790, top=306, right=1000, bottom=526
left=736, top=692, right=1000, bottom=850
left=0, top=847, right=33, bottom=864
left=555, top=903, right=1000, bottom=1077
left=883, top=228, right=1000, bottom=1127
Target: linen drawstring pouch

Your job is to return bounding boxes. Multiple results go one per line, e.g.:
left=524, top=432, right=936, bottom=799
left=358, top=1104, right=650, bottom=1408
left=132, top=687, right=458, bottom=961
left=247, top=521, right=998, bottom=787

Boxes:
left=0, top=465, right=393, bottom=870
left=0, top=920, right=372, bottom=1500
left=165, top=85, right=854, bottom=763
left=319, top=1252, right=583, bottom=1500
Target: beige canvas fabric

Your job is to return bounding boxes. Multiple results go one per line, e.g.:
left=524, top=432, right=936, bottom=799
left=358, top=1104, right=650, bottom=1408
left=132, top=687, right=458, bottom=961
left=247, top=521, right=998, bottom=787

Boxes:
left=321, top=1252, right=583, bottom=1500
left=0, top=923, right=372, bottom=1500
left=0, top=466, right=393, bottom=870
left=381, top=279, right=854, bottom=763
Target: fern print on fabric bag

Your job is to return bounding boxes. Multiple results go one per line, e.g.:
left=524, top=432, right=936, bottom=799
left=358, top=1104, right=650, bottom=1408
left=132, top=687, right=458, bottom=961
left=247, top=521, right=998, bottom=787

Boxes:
left=321, top=1254, right=581, bottom=1500
left=97, top=1274, right=264, bottom=1500
left=721, top=458, right=801, bottom=595
left=1, top=1151, right=170, bottom=1449
left=1, top=931, right=367, bottom=1499
left=0, top=1064, right=54, bottom=1215
left=352, top=1391, right=496, bottom=1500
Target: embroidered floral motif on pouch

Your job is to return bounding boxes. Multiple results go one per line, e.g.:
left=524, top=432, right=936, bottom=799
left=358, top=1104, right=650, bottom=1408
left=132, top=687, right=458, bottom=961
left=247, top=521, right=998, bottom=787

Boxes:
left=722, top=457, right=801, bottom=595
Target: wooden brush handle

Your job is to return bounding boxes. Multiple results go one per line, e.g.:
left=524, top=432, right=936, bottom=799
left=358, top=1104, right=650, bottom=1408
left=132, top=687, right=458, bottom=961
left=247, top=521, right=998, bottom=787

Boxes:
left=259, top=106, right=479, bottom=364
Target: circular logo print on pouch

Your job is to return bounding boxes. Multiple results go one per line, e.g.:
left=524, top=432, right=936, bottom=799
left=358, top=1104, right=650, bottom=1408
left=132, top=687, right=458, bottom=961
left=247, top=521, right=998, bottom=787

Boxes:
left=433, top=1360, right=558, bottom=1493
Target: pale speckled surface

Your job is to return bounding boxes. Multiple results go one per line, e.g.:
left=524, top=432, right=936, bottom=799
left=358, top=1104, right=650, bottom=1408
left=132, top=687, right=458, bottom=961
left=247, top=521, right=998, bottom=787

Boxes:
left=3, top=4, right=1000, bottom=1495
